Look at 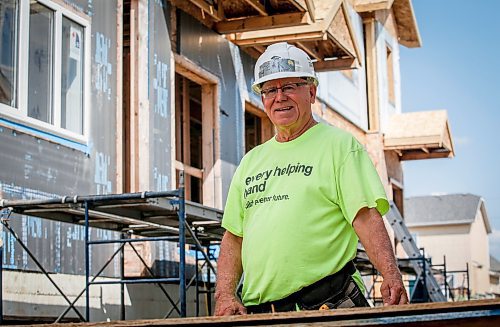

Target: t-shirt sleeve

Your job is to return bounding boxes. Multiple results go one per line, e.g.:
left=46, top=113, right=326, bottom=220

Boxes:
left=336, top=148, right=389, bottom=225
left=221, top=166, right=245, bottom=237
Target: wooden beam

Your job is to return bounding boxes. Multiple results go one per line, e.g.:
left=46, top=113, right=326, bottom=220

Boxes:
left=242, top=0, right=268, bottom=16
left=296, top=42, right=322, bottom=61
left=175, top=161, right=203, bottom=179
left=188, top=0, right=222, bottom=21
left=116, top=0, right=124, bottom=193
left=51, top=298, right=500, bottom=325
left=314, top=57, right=356, bottom=72
left=174, top=54, right=219, bottom=85
left=400, top=150, right=452, bottom=161
left=230, top=30, right=326, bottom=46
left=365, top=18, right=379, bottom=132
left=353, top=0, right=394, bottom=12
left=202, top=84, right=214, bottom=207
left=304, top=0, right=316, bottom=22
left=215, top=12, right=309, bottom=34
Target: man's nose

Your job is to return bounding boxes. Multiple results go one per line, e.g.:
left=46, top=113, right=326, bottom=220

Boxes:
left=275, top=88, right=288, bottom=101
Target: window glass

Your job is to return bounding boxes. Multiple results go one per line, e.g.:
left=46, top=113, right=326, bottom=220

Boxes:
left=28, top=2, right=53, bottom=124
left=61, top=17, right=83, bottom=134
left=0, top=0, right=18, bottom=107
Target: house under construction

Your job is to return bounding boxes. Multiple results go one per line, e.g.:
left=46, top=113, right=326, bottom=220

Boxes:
left=0, top=0, right=477, bottom=324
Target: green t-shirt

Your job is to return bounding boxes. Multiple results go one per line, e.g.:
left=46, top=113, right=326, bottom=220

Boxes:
left=222, top=123, right=389, bottom=306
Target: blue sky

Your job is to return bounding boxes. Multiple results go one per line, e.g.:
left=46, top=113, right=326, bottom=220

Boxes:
left=400, top=0, right=500, bottom=260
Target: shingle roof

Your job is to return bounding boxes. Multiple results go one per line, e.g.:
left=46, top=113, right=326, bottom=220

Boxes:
left=404, top=194, right=491, bottom=233
left=491, top=255, right=500, bottom=272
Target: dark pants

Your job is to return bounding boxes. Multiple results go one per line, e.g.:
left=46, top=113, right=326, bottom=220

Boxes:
left=246, top=262, right=370, bottom=314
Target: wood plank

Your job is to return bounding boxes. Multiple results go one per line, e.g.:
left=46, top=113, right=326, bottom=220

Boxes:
left=174, top=54, right=219, bottom=85
left=304, top=0, right=316, bottom=22
left=313, top=57, right=356, bottom=71
left=401, top=151, right=453, bottom=161
left=202, top=84, right=214, bottom=207
left=116, top=0, right=124, bottom=193
left=215, top=12, right=309, bottom=34
left=242, top=0, right=268, bottom=16
left=353, top=0, right=394, bottom=12
left=129, top=5, right=139, bottom=191
left=175, top=160, right=203, bottom=179
left=231, top=31, right=326, bottom=46
left=365, top=17, right=379, bottom=132
left=41, top=298, right=500, bottom=326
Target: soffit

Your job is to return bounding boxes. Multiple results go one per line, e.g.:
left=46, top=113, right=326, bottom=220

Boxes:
left=384, top=110, right=455, bottom=161
left=170, top=0, right=361, bottom=71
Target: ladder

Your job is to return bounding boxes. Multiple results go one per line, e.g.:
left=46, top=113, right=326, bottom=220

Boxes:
left=385, top=202, right=446, bottom=302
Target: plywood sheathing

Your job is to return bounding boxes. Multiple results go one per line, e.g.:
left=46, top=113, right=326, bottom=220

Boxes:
left=354, top=0, right=421, bottom=48
left=391, top=0, right=421, bottom=47
left=384, top=110, right=455, bottom=160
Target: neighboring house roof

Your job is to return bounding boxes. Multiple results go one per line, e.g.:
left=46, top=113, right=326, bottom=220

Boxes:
left=491, top=255, right=500, bottom=273
left=404, top=194, right=492, bottom=233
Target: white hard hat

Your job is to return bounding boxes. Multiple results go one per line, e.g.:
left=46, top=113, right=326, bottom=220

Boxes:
left=252, top=42, right=318, bottom=94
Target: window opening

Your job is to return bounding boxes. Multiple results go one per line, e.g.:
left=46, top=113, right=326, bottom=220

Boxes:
left=175, top=73, right=203, bottom=203
left=0, top=0, right=18, bottom=107
left=28, top=2, right=54, bottom=124
left=245, top=103, right=273, bottom=153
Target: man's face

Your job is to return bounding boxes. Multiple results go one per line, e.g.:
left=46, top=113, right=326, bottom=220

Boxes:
left=261, top=77, right=317, bottom=132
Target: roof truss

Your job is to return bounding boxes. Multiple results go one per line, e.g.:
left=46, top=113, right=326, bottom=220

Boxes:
left=171, top=0, right=362, bottom=71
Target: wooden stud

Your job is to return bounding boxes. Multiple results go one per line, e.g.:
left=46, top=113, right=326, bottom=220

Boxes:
left=365, top=17, right=380, bottom=132
left=202, top=84, right=214, bottom=207
left=304, top=0, right=316, bottom=22
left=116, top=0, right=124, bottom=193
left=129, top=5, right=139, bottom=191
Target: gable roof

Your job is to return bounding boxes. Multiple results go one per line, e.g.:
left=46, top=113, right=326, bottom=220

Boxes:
left=404, top=194, right=492, bottom=233
left=491, top=255, right=500, bottom=273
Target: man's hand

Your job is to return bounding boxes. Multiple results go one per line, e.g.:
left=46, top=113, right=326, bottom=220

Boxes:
left=214, top=293, right=247, bottom=316
left=380, top=275, right=409, bottom=306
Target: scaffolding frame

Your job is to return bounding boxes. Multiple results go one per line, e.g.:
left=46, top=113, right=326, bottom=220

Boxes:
left=0, top=172, right=223, bottom=322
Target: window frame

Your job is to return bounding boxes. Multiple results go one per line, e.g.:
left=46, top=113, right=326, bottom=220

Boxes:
left=0, top=0, right=91, bottom=147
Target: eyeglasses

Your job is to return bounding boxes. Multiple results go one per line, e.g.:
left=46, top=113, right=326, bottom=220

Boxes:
left=260, top=82, right=309, bottom=99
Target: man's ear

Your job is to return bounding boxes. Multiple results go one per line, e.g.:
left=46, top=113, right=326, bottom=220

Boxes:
left=309, top=84, right=317, bottom=104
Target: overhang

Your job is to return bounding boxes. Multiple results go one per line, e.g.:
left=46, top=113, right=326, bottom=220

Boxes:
left=384, top=110, right=454, bottom=160
left=354, top=0, right=421, bottom=48
left=170, top=0, right=361, bottom=71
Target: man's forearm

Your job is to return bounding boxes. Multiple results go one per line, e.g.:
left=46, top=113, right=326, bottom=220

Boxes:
left=353, top=207, right=408, bottom=305
left=215, top=231, right=243, bottom=300
left=353, top=207, right=399, bottom=277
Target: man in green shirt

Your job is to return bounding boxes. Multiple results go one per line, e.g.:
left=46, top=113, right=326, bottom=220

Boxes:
left=215, top=42, right=408, bottom=315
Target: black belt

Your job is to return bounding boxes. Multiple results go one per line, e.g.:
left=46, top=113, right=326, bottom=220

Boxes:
left=246, top=261, right=356, bottom=314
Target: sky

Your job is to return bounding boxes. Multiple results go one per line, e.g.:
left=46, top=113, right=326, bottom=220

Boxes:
left=399, top=0, right=500, bottom=260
